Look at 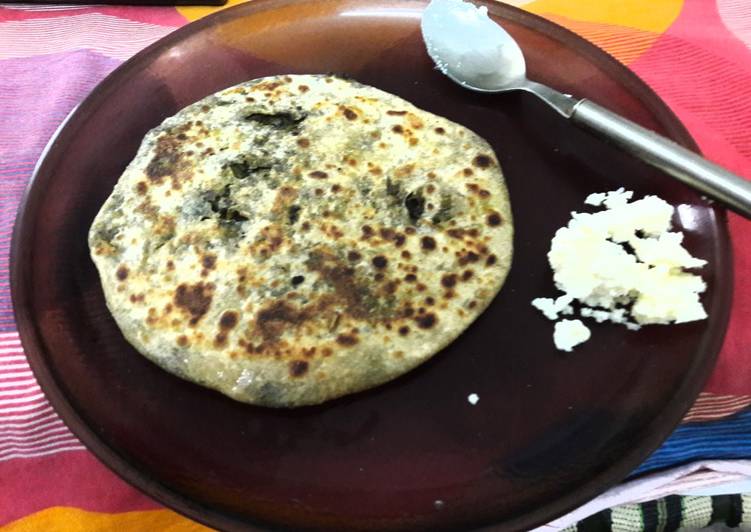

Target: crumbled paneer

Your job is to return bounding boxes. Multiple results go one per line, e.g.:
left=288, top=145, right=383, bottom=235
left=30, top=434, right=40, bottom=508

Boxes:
left=531, top=294, right=574, bottom=320
left=553, top=320, right=591, bottom=352
left=533, top=189, right=708, bottom=351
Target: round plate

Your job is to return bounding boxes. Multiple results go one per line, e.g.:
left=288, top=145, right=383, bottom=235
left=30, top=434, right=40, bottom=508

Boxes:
left=11, top=1, right=732, bottom=530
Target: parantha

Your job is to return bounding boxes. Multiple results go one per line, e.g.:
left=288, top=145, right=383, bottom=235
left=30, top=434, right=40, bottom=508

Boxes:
left=89, top=74, right=513, bottom=407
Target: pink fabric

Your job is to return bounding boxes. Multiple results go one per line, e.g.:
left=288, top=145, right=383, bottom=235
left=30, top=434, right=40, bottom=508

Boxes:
left=630, top=0, right=751, bottom=395
left=1, top=1, right=751, bottom=528
left=0, top=451, right=160, bottom=525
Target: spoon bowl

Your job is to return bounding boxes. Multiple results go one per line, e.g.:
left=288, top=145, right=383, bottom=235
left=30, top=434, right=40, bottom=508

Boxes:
left=421, top=0, right=527, bottom=92
left=420, top=0, right=751, bottom=217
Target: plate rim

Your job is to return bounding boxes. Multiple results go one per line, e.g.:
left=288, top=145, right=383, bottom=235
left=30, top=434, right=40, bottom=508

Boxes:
left=10, top=1, right=733, bottom=530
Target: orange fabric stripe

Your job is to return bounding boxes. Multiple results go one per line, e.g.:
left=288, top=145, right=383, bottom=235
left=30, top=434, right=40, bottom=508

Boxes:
left=1, top=507, right=211, bottom=532
left=537, top=14, right=662, bottom=65
left=524, top=0, right=683, bottom=33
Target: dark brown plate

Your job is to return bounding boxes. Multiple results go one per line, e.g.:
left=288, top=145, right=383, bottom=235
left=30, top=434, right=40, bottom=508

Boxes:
left=11, top=1, right=732, bottom=530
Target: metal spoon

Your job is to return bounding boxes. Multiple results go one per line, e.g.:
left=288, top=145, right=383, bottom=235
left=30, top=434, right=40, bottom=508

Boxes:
left=421, top=0, right=751, bottom=217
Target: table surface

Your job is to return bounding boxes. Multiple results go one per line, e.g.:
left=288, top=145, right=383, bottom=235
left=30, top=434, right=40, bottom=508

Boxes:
left=2, top=0, right=751, bottom=530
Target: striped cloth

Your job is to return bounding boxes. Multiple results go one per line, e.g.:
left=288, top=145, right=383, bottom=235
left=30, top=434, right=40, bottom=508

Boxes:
left=634, top=411, right=751, bottom=477
left=2, top=0, right=751, bottom=529
left=0, top=334, right=84, bottom=462
left=571, top=494, right=751, bottom=531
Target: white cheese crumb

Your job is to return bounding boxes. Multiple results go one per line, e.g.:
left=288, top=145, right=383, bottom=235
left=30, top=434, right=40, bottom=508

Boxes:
left=531, top=294, right=574, bottom=320
left=584, top=187, right=633, bottom=208
left=553, top=319, right=591, bottom=352
left=534, top=190, right=707, bottom=351
left=467, top=393, right=479, bottom=405
left=631, top=231, right=706, bottom=269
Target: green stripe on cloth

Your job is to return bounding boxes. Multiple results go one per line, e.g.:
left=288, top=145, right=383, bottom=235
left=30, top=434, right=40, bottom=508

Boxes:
left=573, top=493, right=751, bottom=530
left=656, top=498, right=667, bottom=532
left=611, top=504, right=643, bottom=531
left=680, top=495, right=713, bottom=528
left=742, top=494, right=751, bottom=524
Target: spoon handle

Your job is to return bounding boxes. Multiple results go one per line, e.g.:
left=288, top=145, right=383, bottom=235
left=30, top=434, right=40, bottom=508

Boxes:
left=571, top=99, right=751, bottom=218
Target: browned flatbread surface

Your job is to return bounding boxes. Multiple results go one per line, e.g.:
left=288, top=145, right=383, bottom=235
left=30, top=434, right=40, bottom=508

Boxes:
left=89, top=74, right=513, bottom=407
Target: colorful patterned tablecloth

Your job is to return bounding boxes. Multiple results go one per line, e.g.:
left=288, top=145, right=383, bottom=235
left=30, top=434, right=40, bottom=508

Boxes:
left=2, top=0, right=751, bottom=530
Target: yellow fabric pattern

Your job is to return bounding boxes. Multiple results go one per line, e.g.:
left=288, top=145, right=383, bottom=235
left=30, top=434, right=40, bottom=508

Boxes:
left=179, top=0, right=246, bottom=22
left=179, top=0, right=683, bottom=33
left=2, top=507, right=212, bottom=532
left=523, top=0, right=683, bottom=33
left=540, top=15, right=661, bottom=64
left=179, top=0, right=683, bottom=66
left=523, top=0, right=684, bottom=64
